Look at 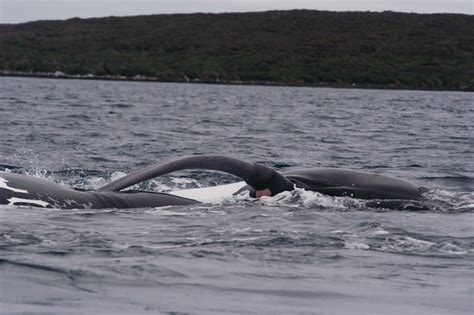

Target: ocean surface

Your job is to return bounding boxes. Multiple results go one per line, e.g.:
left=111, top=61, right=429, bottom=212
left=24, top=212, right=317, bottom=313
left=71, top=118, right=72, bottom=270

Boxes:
left=0, top=77, right=473, bottom=314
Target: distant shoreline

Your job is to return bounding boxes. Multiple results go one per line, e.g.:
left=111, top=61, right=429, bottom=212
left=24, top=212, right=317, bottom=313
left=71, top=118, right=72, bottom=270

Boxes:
left=2, top=71, right=470, bottom=92
left=1, top=10, right=472, bottom=92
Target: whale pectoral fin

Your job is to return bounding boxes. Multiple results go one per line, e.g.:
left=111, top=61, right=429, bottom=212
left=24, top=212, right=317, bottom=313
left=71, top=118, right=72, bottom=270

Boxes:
left=99, top=155, right=294, bottom=197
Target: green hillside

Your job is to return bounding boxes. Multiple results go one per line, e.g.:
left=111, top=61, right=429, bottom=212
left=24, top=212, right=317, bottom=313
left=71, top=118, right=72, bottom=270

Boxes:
left=1, top=10, right=473, bottom=90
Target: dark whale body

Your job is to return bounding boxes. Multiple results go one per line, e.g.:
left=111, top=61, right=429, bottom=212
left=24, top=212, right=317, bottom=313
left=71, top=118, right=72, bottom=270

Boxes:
left=0, top=173, right=197, bottom=209
left=0, top=155, right=426, bottom=209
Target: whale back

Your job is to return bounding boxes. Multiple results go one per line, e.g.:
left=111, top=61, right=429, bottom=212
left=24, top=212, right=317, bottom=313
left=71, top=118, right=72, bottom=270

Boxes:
left=284, top=168, right=424, bottom=200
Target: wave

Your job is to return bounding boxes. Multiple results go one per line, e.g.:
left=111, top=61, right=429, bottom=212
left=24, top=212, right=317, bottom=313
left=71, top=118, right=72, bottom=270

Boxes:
left=254, top=187, right=474, bottom=213
left=335, top=224, right=474, bottom=258
left=419, top=175, right=473, bottom=183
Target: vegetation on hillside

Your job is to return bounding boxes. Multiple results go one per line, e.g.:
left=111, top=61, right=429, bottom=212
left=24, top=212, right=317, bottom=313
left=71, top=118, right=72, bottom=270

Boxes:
left=0, top=10, right=473, bottom=90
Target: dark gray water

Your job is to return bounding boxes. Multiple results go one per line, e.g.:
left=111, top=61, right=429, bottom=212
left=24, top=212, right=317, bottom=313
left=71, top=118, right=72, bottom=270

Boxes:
left=0, top=77, right=473, bottom=314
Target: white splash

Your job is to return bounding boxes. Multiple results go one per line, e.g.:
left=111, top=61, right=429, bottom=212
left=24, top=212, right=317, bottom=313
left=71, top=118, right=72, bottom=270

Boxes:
left=345, top=242, right=370, bottom=250
left=7, top=197, right=50, bottom=208
left=171, top=177, right=195, bottom=185
left=0, top=177, right=28, bottom=194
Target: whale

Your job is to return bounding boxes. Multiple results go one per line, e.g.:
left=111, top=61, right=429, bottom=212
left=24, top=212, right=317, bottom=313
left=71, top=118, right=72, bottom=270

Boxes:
left=0, top=155, right=426, bottom=209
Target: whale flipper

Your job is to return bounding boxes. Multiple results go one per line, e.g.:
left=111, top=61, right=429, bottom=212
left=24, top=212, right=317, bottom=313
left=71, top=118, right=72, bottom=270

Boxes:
left=99, top=155, right=293, bottom=196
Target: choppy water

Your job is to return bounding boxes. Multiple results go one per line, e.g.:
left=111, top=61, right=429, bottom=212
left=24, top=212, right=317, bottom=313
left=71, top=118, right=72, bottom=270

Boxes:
left=0, top=77, right=473, bottom=314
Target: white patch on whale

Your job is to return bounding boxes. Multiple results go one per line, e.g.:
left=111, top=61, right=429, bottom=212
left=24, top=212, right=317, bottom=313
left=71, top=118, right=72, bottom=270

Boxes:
left=0, top=177, right=29, bottom=194
left=7, top=197, right=50, bottom=208
left=170, top=181, right=247, bottom=203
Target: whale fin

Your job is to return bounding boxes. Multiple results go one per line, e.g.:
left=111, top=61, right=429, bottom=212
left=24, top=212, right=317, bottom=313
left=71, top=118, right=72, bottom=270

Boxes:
left=99, top=155, right=293, bottom=197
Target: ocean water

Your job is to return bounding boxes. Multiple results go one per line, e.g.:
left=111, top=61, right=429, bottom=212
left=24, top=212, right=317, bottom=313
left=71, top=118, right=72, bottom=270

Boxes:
left=0, top=77, right=473, bottom=314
